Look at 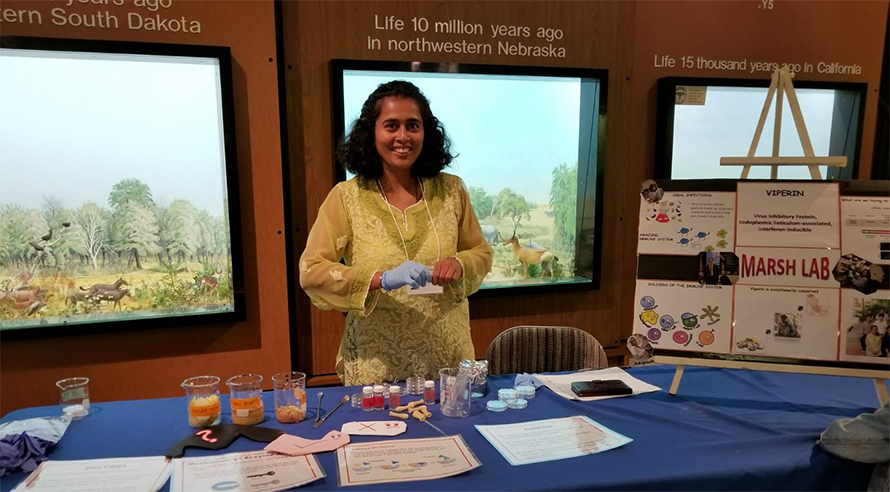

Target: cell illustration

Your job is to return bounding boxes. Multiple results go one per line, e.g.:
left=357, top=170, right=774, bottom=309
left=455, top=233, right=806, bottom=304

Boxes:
left=640, top=296, right=657, bottom=309
left=698, top=330, right=715, bottom=346
left=672, top=331, right=690, bottom=345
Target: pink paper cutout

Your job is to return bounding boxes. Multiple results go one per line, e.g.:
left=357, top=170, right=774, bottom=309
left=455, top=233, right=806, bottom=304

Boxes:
left=264, top=430, right=350, bottom=456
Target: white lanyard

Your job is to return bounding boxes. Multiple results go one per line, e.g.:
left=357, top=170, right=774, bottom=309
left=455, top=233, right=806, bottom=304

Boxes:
left=376, top=178, right=441, bottom=264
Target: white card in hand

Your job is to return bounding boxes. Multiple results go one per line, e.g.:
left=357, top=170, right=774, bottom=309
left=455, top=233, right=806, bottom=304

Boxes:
left=341, top=421, right=407, bottom=436
left=408, top=283, right=443, bottom=295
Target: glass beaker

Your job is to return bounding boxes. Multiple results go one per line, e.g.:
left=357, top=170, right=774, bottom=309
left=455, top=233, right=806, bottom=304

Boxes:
left=226, top=373, right=264, bottom=425
left=272, top=371, right=306, bottom=423
left=439, top=368, right=471, bottom=418
left=181, top=375, right=221, bottom=428
left=56, top=377, right=90, bottom=420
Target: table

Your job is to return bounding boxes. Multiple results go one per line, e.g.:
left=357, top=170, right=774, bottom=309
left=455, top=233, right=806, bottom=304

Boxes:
left=1, top=365, right=883, bottom=491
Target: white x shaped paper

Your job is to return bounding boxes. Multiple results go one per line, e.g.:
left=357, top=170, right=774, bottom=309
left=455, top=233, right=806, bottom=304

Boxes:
left=341, top=421, right=407, bottom=436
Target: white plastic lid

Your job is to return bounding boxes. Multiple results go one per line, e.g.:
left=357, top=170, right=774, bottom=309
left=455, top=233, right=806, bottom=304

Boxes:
left=424, top=380, right=435, bottom=388
left=508, top=398, right=528, bottom=410
left=389, top=385, right=401, bottom=393
left=373, top=385, right=385, bottom=392
left=486, top=400, right=508, bottom=412
left=363, top=386, right=373, bottom=393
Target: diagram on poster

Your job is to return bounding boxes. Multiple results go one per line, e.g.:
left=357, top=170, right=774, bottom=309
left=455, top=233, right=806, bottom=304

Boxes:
left=736, top=182, right=840, bottom=249
left=839, top=289, right=890, bottom=362
left=841, top=196, right=890, bottom=265
left=732, top=286, right=839, bottom=360
left=633, top=280, right=732, bottom=354
left=638, top=192, right=735, bottom=255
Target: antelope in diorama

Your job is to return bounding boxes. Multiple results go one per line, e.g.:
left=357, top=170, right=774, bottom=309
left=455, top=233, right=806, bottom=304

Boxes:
left=501, top=227, right=557, bottom=279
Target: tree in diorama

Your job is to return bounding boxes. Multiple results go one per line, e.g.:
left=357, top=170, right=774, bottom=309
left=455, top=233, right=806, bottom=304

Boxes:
left=72, top=202, right=108, bottom=271
left=495, top=188, right=531, bottom=234
left=159, top=199, right=201, bottom=265
left=0, top=206, right=34, bottom=269
left=115, top=201, right=160, bottom=270
left=468, top=186, right=495, bottom=220
left=550, top=163, right=577, bottom=250
left=195, top=210, right=223, bottom=265
left=41, top=196, right=76, bottom=268
left=108, top=179, right=156, bottom=269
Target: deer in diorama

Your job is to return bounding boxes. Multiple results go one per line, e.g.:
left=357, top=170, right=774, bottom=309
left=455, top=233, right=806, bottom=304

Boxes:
left=501, top=227, right=557, bottom=279
left=93, top=288, right=132, bottom=311
left=79, top=278, right=128, bottom=294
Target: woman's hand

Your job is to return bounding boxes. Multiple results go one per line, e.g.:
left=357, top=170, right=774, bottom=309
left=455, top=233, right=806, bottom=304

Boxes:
left=380, top=261, right=432, bottom=291
left=431, top=257, right=462, bottom=286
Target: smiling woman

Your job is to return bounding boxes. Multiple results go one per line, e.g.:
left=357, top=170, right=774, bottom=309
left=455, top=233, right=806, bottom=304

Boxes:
left=299, top=80, right=493, bottom=386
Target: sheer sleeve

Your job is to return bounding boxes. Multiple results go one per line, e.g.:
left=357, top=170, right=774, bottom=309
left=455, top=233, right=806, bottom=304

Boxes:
left=451, top=178, right=493, bottom=301
left=299, top=185, right=380, bottom=316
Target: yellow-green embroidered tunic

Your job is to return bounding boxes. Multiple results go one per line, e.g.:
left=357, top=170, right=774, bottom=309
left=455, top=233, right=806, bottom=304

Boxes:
left=299, top=173, right=493, bottom=386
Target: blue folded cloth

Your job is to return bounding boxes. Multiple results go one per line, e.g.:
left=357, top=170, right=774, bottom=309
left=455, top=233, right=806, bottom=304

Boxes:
left=0, top=417, right=69, bottom=476
left=0, top=432, right=53, bottom=476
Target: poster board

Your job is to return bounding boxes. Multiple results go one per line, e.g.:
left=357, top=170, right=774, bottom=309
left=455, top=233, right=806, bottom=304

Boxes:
left=634, top=180, right=890, bottom=373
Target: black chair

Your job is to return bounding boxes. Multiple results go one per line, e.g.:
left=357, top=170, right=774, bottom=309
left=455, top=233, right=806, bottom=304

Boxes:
left=486, top=325, right=608, bottom=375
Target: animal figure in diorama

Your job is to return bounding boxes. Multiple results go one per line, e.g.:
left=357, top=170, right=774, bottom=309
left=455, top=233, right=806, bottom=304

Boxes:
left=92, top=288, right=131, bottom=311
left=501, top=228, right=557, bottom=279
left=27, top=223, right=72, bottom=270
left=80, top=278, right=128, bottom=294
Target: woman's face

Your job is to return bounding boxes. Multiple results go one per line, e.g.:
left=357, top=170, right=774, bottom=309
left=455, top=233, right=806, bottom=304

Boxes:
left=375, top=96, right=424, bottom=175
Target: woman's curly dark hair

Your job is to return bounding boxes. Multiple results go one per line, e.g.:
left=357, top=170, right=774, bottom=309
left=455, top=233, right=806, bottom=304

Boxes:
left=338, top=80, right=453, bottom=179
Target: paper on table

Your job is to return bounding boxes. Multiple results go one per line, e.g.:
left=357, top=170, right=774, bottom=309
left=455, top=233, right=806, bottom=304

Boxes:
left=264, top=430, right=349, bottom=456
left=11, top=456, right=171, bottom=492
left=171, top=451, right=324, bottom=492
left=336, top=435, right=480, bottom=487
left=475, top=415, right=632, bottom=466
left=534, top=367, right=660, bottom=401
left=341, top=421, right=406, bottom=436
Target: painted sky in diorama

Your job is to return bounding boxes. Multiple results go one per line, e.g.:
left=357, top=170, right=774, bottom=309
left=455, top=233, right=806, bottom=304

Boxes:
left=342, top=70, right=600, bottom=288
left=0, top=48, right=236, bottom=329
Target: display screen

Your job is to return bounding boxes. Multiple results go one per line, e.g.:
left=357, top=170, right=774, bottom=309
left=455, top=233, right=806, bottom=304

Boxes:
left=333, top=61, right=607, bottom=290
left=657, top=78, right=864, bottom=181
left=0, top=37, right=244, bottom=335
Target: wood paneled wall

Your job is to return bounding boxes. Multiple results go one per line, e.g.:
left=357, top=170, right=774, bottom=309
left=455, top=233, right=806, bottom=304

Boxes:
left=0, top=0, right=289, bottom=416
left=281, top=1, right=637, bottom=377
left=282, top=0, right=887, bottom=379
left=1, top=0, right=886, bottom=412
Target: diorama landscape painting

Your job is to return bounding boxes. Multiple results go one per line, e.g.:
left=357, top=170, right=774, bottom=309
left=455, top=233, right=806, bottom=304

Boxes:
left=0, top=48, right=236, bottom=330
left=342, top=69, right=601, bottom=288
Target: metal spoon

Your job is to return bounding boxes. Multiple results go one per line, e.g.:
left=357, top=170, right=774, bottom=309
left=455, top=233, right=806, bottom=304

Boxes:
left=314, top=395, right=349, bottom=428
left=315, top=392, right=324, bottom=423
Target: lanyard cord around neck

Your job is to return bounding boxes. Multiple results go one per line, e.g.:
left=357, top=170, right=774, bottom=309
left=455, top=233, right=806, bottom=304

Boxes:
left=376, top=178, right=441, bottom=263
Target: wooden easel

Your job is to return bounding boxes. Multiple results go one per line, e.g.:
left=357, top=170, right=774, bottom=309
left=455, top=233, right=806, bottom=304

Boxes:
left=719, top=68, right=846, bottom=179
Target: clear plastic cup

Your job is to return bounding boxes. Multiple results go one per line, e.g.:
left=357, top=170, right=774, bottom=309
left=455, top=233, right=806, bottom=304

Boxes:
left=439, top=368, right=471, bottom=418
left=56, top=377, right=90, bottom=420
left=272, top=372, right=306, bottom=423
left=226, top=373, right=264, bottom=425
left=181, top=375, right=221, bottom=428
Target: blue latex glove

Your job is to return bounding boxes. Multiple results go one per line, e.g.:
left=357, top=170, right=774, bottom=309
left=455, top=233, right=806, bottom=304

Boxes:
left=514, top=373, right=543, bottom=388
left=381, top=261, right=432, bottom=291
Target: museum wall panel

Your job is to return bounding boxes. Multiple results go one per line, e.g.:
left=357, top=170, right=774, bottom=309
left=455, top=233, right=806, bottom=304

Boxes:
left=0, top=0, right=289, bottom=415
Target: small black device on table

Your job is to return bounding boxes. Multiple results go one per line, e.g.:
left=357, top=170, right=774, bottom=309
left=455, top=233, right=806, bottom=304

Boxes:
left=570, top=379, right=633, bottom=397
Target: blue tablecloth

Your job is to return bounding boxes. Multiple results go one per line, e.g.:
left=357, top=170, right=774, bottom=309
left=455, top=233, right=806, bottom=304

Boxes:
left=1, top=365, right=883, bottom=491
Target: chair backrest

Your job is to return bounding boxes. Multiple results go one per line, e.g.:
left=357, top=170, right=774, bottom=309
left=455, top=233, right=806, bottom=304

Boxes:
left=485, top=325, right=608, bottom=375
